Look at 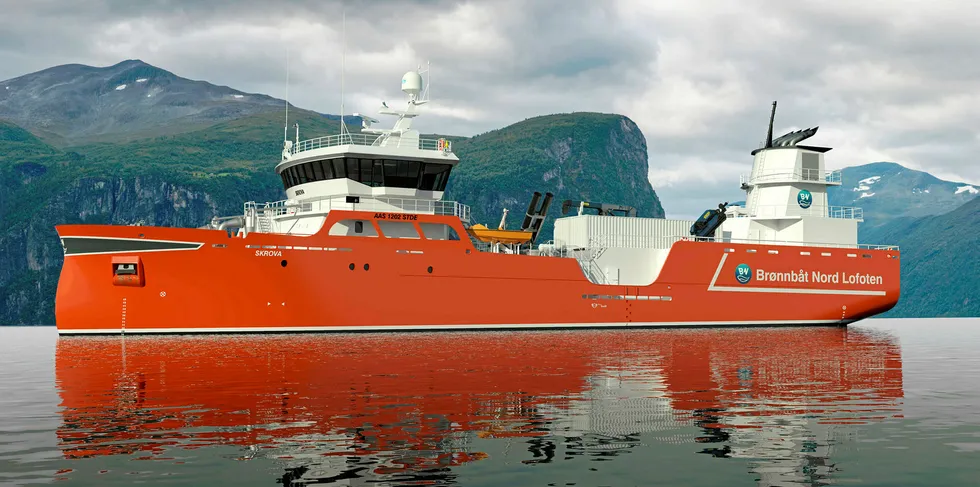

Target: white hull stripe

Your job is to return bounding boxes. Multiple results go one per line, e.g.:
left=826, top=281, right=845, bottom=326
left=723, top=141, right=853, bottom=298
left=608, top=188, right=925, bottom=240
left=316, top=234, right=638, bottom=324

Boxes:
left=58, top=319, right=850, bottom=335
left=706, top=253, right=886, bottom=296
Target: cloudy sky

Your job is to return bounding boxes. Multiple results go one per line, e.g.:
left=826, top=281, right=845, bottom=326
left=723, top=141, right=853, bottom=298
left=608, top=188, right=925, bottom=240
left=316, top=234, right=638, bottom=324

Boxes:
left=2, top=0, right=978, bottom=218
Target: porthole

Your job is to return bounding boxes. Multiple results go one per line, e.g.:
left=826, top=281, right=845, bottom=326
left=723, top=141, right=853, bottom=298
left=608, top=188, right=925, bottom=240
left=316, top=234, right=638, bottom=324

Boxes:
left=427, top=266, right=433, bottom=274
left=280, top=260, right=287, bottom=267
left=348, top=263, right=355, bottom=271
left=363, top=263, right=370, bottom=271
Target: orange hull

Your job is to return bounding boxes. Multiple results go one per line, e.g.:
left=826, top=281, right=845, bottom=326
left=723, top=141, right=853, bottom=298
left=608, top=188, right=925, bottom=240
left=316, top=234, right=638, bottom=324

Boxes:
left=54, top=211, right=900, bottom=333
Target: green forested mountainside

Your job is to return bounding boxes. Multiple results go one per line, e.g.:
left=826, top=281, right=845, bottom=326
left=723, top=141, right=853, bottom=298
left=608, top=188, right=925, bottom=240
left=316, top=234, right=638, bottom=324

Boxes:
left=0, top=111, right=663, bottom=325
left=866, top=195, right=979, bottom=318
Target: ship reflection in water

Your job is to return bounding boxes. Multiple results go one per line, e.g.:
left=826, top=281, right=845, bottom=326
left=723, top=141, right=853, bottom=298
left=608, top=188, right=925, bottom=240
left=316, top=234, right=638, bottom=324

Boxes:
left=55, top=327, right=903, bottom=486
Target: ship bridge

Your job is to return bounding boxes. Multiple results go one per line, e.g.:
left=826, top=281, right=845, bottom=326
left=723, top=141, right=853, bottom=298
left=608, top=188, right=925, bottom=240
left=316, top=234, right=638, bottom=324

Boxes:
left=233, top=67, right=470, bottom=237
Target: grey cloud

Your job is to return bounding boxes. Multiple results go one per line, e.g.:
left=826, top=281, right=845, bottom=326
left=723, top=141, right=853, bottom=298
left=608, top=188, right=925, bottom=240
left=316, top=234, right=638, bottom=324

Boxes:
left=1, top=0, right=979, bottom=219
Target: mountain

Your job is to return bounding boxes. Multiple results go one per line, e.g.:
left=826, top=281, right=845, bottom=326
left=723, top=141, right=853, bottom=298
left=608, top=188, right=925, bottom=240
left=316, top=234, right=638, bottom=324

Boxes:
left=870, top=196, right=979, bottom=318
left=0, top=60, right=287, bottom=145
left=827, top=162, right=977, bottom=240
left=0, top=106, right=663, bottom=325
left=446, top=113, right=665, bottom=241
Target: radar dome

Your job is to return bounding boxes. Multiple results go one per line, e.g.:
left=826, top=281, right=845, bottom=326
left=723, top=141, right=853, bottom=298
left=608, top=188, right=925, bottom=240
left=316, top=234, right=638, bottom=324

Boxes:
left=401, top=71, right=423, bottom=97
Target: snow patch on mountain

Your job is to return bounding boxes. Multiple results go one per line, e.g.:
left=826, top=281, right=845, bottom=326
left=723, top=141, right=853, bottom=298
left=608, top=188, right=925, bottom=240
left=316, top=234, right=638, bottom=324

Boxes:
left=859, top=176, right=881, bottom=185
left=115, top=84, right=126, bottom=91
left=853, top=175, right=881, bottom=192
left=956, top=185, right=978, bottom=194
left=859, top=192, right=875, bottom=198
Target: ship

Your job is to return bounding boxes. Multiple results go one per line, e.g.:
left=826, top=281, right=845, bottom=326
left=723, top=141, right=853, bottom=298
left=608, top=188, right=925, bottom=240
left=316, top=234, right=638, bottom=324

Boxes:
left=54, top=67, right=900, bottom=334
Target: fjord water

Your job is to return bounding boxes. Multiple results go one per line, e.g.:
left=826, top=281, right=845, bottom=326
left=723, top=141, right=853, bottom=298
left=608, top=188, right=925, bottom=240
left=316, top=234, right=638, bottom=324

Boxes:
left=1, top=319, right=978, bottom=486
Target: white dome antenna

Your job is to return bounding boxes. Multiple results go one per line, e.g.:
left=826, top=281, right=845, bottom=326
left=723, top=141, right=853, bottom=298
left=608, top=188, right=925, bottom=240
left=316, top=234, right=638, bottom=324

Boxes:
left=401, top=70, right=423, bottom=100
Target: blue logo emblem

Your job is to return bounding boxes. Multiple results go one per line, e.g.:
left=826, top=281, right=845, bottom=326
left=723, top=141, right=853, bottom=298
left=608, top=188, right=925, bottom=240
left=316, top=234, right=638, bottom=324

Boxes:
left=797, top=189, right=813, bottom=209
left=735, top=264, right=752, bottom=284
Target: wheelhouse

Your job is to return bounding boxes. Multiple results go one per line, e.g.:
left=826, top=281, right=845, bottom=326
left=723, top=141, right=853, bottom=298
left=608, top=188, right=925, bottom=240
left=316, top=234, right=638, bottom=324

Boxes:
left=279, top=157, right=452, bottom=191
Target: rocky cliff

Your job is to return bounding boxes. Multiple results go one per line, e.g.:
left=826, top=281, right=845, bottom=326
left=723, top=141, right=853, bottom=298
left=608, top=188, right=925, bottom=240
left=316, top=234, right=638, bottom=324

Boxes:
left=447, top=113, right=665, bottom=242
left=1, top=174, right=234, bottom=325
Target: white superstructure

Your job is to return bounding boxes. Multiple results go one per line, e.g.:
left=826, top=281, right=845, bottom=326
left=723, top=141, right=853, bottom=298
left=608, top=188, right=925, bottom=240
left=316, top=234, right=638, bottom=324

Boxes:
left=218, top=67, right=470, bottom=237
left=543, top=102, right=878, bottom=287
left=719, top=104, right=861, bottom=247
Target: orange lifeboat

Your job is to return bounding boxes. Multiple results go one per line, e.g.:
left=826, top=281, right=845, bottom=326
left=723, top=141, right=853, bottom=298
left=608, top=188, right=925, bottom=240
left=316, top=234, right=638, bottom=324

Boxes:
left=465, top=223, right=533, bottom=245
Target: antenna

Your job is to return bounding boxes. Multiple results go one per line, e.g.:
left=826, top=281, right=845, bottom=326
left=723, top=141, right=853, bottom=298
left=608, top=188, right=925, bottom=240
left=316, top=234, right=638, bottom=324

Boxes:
left=339, top=10, right=349, bottom=138
left=284, top=48, right=290, bottom=144
left=765, top=101, right=777, bottom=148
left=423, top=60, right=431, bottom=102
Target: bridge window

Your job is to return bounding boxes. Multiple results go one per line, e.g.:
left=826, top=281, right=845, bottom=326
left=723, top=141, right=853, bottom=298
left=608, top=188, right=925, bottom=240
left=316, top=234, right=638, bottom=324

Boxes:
left=346, top=158, right=359, bottom=182
left=280, top=158, right=453, bottom=191
left=311, top=160, right=325, bottom=180
left=383, top=159, right=421, bottom=188
left=421, top=163, right=452, bottom=191
left=331, top=159, right=345, bottom=179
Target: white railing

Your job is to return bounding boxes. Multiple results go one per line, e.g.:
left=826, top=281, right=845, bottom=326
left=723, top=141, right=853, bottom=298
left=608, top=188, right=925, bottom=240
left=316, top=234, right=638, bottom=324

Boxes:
left=740, top=169, right=841, bottom=185
left=675, top=235, right=898, bottom=250
left=579, top=234, right=897, bottom=251
left=243, top=196, right=470, bottom=234
left=731, top=205, right=863, bottom=220
left=827, top=206, right=862, bottom=219
left=246, top=196, right=469, bottom=221
left=588, top=234, right=669, bottom=249
left=822, top=169, right=842, bottom=184
left=290, top=133, right=453, bottom=155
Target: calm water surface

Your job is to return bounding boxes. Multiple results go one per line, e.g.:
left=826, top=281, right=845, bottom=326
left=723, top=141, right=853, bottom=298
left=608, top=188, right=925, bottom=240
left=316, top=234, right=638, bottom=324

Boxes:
left=1, top=319, right=979, bottom=486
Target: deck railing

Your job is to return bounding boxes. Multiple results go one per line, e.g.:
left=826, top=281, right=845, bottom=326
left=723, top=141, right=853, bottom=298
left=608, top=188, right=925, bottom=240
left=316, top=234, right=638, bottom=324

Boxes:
left=290, top=133, right=453, bottom=155
left=244, top=196, right=470, bottom=232
left=582, top=234, right=897, bottom=251
left=740, top=169, right=841, bottom=185
left=732, top=205, right=863, bottom=220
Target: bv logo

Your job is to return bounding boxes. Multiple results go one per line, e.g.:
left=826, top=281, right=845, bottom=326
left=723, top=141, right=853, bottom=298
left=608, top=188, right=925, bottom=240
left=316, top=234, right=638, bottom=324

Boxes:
left=797, top=189, right=813, bottom=209
left=735, top=263, right=752, bottom=284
